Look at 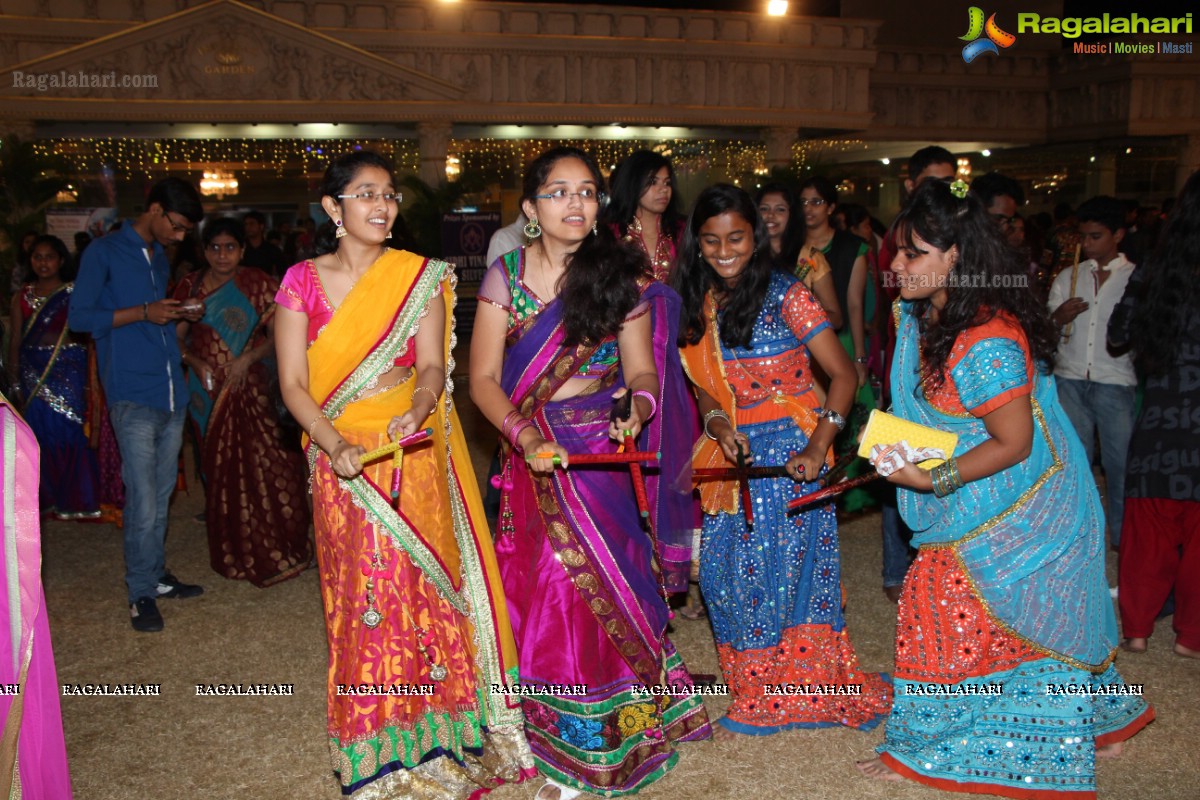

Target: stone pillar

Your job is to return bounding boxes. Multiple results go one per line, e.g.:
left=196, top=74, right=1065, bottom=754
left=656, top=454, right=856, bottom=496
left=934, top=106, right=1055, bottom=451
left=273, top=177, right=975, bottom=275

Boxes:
left=763, top=126, right=798, bottom=174
left=1177, top=133, right=1200, bottom=193
left=417, top=121, right=453, bottom=186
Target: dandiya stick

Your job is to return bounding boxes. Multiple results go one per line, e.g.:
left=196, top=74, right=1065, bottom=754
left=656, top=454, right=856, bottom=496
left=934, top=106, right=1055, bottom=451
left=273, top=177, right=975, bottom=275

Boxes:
left=736, top=446, right=755, bottom=530
left=527, top=450, right=660, bottom=466
left=786, top=472, right=883, bottom=513
left=693, top=465, right=793, bottom=480
left=358, top=427, right=433, bottom=465
left=1063, top=241, right=1082, bottom=342
left=623, top=432, right=651, bottom=521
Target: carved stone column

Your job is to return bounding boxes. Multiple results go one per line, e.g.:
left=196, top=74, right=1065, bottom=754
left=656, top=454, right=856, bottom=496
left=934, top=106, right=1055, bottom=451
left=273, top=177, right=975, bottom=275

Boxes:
left=417, top=121, right=453, bottom=186
left=1177, top=134, right=1200, bottom=193
left=763, top=126, right=798, bottom=173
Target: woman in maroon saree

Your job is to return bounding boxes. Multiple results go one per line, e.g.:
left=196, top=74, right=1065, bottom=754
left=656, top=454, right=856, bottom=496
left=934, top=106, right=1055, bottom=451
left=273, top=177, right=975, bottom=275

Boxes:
left=175, top=217, right=311, bottom=586
left=471, top=147, right=710, bottom=800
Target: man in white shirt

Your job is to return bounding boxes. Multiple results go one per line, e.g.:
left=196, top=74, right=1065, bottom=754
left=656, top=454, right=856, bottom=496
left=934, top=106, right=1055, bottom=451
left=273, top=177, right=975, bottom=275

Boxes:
left=485, top=211, right=528, bottom=266
left=1047, top=195, right=1137, bottom=549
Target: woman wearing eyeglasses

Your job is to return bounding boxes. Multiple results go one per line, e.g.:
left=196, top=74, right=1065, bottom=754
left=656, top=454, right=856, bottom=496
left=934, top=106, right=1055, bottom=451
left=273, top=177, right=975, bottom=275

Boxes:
left=471, top=146, right=711, bottom=800
left=275, top=151, right=534, bottom=798
left=174, top=217, right=311, bottom=587
left=800, top=176, right=878, bottom=512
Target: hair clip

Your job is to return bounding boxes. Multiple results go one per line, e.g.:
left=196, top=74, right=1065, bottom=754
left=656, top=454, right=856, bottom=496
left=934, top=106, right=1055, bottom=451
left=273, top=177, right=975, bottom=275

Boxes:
left=949, top=179, right=970, bottom=199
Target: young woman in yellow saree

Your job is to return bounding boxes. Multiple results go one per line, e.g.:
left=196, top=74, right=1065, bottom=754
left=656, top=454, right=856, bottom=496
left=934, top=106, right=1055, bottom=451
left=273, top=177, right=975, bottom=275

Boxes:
left=276, top=151, right=534, bottom=799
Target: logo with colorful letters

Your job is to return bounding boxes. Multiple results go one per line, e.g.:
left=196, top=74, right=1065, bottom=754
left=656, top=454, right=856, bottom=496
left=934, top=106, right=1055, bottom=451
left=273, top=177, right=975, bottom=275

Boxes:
left=960, top=7, right=1017, bottom=62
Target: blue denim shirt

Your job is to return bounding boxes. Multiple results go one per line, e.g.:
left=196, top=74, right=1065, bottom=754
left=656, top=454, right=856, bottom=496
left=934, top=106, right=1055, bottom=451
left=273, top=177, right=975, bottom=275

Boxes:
left=68, top=221, right=184, bottom=412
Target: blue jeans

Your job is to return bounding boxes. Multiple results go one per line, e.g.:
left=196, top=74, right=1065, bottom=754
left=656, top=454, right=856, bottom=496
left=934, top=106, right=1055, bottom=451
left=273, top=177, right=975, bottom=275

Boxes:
left=109, top=401, right=186, bottom=603
left=881, top=486, right=914, bottom=587
left=1055, top=377, right=1135, bottom=548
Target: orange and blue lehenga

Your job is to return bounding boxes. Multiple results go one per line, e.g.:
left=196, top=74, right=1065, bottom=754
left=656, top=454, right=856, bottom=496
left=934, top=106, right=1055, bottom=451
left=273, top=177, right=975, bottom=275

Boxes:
left=680, top=269, right=892, bottom=734
left=478, top=247, right=710, bottom=796
left=276, top=251, right=534, bottom=799
left=878, top=303, right=1153, bottom=800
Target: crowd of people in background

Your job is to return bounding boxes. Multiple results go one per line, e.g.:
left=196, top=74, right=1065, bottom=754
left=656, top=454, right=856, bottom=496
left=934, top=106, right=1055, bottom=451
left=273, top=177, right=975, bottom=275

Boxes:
left=0, top=142, right=1193, bottom=800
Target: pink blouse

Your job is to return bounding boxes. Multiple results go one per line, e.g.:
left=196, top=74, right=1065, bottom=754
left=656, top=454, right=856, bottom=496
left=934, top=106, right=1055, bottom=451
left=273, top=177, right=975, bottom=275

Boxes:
left=275, top=260, right=422, bottom=367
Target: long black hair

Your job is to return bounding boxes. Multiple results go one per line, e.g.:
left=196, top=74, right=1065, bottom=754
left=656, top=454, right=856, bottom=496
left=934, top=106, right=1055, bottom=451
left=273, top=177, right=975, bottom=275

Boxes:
left=1129, top=169, right=1200, bottom=376
left=893, top=179, right=1057, bottom=390
left=603, top=150, right=683, bottom=240
left=673, top=184, right=774, bottom=349
left=27, top=234, right=75, bottom=282
left=755, top=182, right=805, bottom=270
left=314, top=150, right=395, bottom=256
left=523, top=146, right=646, bottom=346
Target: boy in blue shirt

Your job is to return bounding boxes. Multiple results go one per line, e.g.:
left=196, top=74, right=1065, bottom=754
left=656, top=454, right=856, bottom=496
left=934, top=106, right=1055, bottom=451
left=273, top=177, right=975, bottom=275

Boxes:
left=70, top=177, right=207, bottom=632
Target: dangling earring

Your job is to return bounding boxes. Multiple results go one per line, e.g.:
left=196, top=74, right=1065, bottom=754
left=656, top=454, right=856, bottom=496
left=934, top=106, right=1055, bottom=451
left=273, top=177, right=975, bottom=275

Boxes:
left=385, top=230, right=393, bottom=240
left=524, top=217, right=541, bottom=239
left=334, top=218, right=347, bottom=239
left=592, top=221, right=598, bottom=236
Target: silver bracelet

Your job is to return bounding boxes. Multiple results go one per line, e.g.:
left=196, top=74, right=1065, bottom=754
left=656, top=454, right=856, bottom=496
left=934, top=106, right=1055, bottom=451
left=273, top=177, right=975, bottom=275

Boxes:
left=703, top=409, right=731, bottom=440
left=815, top=407, right=846, bottom=431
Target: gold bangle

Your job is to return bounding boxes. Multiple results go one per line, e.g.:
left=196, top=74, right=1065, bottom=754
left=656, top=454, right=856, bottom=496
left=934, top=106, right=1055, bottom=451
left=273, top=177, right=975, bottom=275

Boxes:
left=308, top=414, right=327, bottom=439
left=413, top=385, right=438, bottom=410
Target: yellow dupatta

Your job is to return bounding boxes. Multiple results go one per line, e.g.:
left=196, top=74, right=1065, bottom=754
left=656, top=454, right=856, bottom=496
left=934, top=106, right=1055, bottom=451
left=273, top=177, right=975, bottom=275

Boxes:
left=305, top=249, right=522, bottom=723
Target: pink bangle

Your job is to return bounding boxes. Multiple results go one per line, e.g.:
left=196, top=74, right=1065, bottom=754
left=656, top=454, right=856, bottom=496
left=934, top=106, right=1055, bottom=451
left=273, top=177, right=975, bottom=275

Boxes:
left=632, top=390, right=657, bottom=421
left=501, top=410, right=526, bottom=440
left=508, top=420, right=534, bottom=450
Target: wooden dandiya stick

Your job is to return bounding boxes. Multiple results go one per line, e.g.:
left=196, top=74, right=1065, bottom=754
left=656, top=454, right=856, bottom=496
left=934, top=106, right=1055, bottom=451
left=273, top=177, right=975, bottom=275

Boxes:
left=819, top=451, right=860, bottom=488
left=358, top=427, right=434, bottom=465
left=1063, top=241, right=1082, bottom=342
left=693, top=465, right=793, bottom=480
left=623, top=432, right=652, bottom=521
left=736, top=445, right=755, bottom=530
left=786, top=472, right=883, bottom=513
left=527, top=450, right=661, bottom=466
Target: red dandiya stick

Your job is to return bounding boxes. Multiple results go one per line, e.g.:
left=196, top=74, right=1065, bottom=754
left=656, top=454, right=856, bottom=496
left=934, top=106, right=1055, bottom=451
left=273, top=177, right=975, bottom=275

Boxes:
left=786, top=472, right=883, bottom=513
left=623, top=432, right=652, bottom=521
left=527, top=450, right=660, bottom=465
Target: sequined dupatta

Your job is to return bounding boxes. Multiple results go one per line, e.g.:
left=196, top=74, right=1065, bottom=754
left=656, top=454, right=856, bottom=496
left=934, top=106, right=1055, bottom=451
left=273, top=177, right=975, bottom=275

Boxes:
left=891, top=300, right=1116, bottom=671
left=500, top=282, right=693, bottom=691
left=305, top=249, right=522, bottom=728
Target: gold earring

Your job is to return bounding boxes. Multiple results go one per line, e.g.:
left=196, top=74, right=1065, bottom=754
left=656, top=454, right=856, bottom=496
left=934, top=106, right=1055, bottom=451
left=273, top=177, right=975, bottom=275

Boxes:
left=334, top=218, right=347, bottom=239
left=523, top=218, right=541, bottom=239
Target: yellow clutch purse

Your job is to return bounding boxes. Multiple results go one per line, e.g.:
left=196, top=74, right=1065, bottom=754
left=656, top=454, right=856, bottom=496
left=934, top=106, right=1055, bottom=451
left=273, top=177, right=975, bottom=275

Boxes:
left=857, top=409, right=958, bottom=470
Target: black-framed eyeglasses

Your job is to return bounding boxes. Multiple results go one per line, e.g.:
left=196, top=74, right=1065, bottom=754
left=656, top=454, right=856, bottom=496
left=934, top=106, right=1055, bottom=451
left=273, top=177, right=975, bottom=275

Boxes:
left=336, top=191, right=403, bottom=204
left=798, top=198, right=827, bottom=207
left=160, top=209, right=194, bottom=234
left=205, top=242, right=241, bottom=254
left=533, top=188, right=604, bottom=204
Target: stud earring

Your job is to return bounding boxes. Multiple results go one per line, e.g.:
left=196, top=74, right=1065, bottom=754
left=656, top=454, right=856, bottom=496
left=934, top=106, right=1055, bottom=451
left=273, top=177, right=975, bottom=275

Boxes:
left=334, top=218, right=347, bottom=239
left=523, top=218, right=542, bottom=239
